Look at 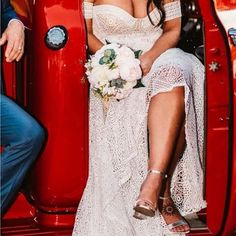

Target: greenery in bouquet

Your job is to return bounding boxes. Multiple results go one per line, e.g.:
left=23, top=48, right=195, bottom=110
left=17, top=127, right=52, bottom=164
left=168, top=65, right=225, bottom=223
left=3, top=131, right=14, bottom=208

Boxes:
left=85, top=43, right=143, bottom=101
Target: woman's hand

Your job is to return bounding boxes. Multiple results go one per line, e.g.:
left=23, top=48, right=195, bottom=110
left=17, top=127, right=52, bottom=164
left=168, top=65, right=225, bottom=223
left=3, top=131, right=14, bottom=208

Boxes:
left=139, top=51, right=155, bottom=76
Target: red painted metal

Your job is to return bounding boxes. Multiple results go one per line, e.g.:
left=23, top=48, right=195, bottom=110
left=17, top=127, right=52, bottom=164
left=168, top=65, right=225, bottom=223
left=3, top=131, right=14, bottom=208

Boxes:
left=27, top=0, right=88, bottom=227
left=2, top=57, right=17, bottom=100
left=3, top=193, right=35, bottom=220
left=1, top=218, right=72, bottom=235
left=223, top=61, right=236, bottom=233
left=214, top=0, right=236, bottom=10
left=217, top=2, right=236, bottom=235
left=2, top=0, right=236, bottom=234
left=198, top=0, right=231, bottom=234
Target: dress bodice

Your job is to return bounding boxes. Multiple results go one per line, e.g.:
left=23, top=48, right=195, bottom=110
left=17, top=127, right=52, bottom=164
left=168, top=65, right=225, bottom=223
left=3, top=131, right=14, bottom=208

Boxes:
left=93, top=5, right=162, bottom=52
left=83, top=1, right=182, bottom=52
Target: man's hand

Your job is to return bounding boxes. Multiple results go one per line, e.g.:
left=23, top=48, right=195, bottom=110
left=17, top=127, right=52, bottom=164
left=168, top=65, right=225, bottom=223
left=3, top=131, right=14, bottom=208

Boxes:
left=0, top=20, right=25, bottom=62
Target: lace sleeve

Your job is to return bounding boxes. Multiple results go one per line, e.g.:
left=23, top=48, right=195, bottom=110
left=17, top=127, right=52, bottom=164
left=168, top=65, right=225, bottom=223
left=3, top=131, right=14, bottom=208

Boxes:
left=164, top=1, right=182, bottom=21
left=82, top=1, right=93, bottom=19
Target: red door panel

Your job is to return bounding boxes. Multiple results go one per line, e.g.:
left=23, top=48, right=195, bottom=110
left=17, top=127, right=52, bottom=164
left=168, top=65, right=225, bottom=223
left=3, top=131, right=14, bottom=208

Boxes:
left=198, top=0, right=232, bottom=234
left=27, top=0, right=88, bottom=227
left=2, top=0, right=236, bottom=234
left=215, top=1, right=236, bottom=235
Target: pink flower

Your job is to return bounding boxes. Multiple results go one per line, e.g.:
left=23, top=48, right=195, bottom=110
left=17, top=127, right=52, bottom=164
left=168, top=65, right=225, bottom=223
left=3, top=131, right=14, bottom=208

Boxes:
left=119, top=59, right=142, bottom=82
left=116, top=46, right=135, bottom=65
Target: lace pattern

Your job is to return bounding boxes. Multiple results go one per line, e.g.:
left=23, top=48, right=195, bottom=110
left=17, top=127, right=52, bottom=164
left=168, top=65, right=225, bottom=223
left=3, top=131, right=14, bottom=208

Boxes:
left=82, top=1, right=182, bottom=22
left=83, top=1, right=93, bottom=19
left=164, top=1, right=182, bottom=21
left=73, top=3, right=206, bottom=236
left=92, top=5, right=162, bottom=52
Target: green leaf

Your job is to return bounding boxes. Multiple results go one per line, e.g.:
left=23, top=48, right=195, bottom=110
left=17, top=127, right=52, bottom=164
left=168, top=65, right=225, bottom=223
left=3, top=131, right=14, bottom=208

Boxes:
left=104, top=49, right=112, bottom=57
left=133, top=79, right=145, bottom=88
left=105, top=39, right=111, bottom=44
left=134, top=50, right=143, bottom=58
left=110, top=50, right=116, bottom=60
left=102, top=56, right=110, bottom=63
left=109, top=62, right=118, bottom=70
left=99, top=55, right=113, bottom=64
left=99, top=57, right=106, bottom=65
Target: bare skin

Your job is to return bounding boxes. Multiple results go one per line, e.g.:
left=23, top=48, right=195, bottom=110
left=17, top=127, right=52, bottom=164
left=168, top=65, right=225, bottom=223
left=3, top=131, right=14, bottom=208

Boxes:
left=0, top=20, right=25, bottom=62
left=84, top=0, right=189, bottom=233
left=158, top=122, right=190, bottom=233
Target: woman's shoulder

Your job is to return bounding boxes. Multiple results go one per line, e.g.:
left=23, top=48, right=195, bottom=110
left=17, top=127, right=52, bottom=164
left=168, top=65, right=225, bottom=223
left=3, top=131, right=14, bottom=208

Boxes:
left=163, top=0, right=180, bottom=7
left=83, top=0, right=95, bottom=3
left=163, top=0, right=180, bottom=3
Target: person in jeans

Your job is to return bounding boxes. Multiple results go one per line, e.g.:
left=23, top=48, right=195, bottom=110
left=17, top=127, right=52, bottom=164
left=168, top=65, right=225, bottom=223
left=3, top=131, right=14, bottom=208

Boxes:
left=1, top=0, right=45, bottom=216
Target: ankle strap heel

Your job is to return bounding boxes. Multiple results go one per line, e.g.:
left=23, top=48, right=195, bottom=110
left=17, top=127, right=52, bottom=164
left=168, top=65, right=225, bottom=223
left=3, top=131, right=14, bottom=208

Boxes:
left=133, top=169, right=168, bottom=219
left=159, top=196, right=171, bottom=200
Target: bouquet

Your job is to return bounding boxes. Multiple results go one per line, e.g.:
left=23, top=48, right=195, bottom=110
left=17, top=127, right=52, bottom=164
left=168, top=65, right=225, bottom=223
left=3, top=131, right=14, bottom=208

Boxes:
left=85, top=43, right=143, bottom=101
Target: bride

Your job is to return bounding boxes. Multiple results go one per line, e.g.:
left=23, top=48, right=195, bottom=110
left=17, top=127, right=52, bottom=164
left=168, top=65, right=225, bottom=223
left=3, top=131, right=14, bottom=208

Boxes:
left=73, top=0, right=206, bottom=235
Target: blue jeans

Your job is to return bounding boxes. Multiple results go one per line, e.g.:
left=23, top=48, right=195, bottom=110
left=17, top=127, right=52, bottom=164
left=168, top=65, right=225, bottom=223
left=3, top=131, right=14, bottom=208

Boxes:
left=0, top=94, right=45, bottom=215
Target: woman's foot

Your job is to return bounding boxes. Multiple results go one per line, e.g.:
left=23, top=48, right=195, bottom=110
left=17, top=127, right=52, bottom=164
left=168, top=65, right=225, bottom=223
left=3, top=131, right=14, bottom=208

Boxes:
left=133, top=170, right=167, bottom=218
left=159, top=196, right=190, bottom=233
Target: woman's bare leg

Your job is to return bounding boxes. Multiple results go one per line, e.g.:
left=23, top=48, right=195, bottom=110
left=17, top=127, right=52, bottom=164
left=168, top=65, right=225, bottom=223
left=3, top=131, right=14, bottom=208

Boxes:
left=137, top=86, right=185, bottom=201
left=136, top=87, right=189, bottom=232
left=159, top=123, right=190, bottom=232
left=160, top=122, right=186, bottom=198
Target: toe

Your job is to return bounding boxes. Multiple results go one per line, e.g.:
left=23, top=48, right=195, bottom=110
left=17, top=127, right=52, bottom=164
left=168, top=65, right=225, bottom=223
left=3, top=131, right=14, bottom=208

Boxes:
left=171, top=225, right=185, bottom=233
left=178, top=225, right=185, bottom=232
left=171, top=226, right=178, bottom=232
left=184, top=224, right=190, bottom=232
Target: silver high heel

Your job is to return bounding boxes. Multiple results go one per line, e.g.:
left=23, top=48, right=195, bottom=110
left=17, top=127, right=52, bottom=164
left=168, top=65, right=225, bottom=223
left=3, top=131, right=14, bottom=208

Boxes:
left=159, top=196, right=190, bottom=234
left=133, top=169, right=168, bottom=218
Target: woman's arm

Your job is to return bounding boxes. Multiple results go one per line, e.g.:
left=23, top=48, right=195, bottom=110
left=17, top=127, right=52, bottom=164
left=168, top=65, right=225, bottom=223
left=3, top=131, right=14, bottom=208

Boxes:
left=140, top=0, right=181, bottom=75
left=84, top=0, right=104, bottom=54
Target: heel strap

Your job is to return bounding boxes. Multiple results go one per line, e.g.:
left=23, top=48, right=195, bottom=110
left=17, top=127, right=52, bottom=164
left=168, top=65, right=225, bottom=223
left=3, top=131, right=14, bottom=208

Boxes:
left=148, top=169, right=168, bottom=179
left=135, top=198, right=156, bottom=211
left=159, top=196, right=171, bottom=200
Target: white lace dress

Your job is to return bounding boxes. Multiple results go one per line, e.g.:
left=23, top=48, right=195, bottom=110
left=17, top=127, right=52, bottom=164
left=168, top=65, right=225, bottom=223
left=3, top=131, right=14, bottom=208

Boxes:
left=73, top=1, right=207, bottom=235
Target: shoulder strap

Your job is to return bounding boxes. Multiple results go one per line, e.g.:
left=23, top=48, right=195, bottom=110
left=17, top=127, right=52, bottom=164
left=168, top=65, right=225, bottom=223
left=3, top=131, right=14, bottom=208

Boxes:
left=83, top=1, right=94, bottom=19
left=163, top=0, right=182, bottom=21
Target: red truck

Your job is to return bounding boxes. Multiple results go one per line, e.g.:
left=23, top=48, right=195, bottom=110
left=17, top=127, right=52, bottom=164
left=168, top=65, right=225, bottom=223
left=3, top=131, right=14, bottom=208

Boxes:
left=1, top=0, right=236, bottom=235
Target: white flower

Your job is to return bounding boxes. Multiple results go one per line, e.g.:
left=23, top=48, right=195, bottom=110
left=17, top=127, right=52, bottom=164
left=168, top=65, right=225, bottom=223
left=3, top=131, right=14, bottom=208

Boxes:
left=90, top=57, right=100, bottom=68
left=88, top=65, right=119, bottom=88
left=88, top=65, right=109, bottom=88
left=85, top=43, right=143, bottom=101
left=119, top=59, right=142, bottom=82
left=103, top=85, right=116, bottom=96
left=124, top=80, right=137, bottom=90
left=116, top=46, right=135, bottom=65
left=95, top=43, right=120, bottom=57
left=106, top=67, right=120, bottom=81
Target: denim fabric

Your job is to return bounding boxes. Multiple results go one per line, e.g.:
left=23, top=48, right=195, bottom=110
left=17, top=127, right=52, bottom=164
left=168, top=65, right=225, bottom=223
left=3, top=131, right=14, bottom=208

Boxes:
left=0, top=95, right=45, bottom=214
left=1, top=0, right=19, bottom=32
